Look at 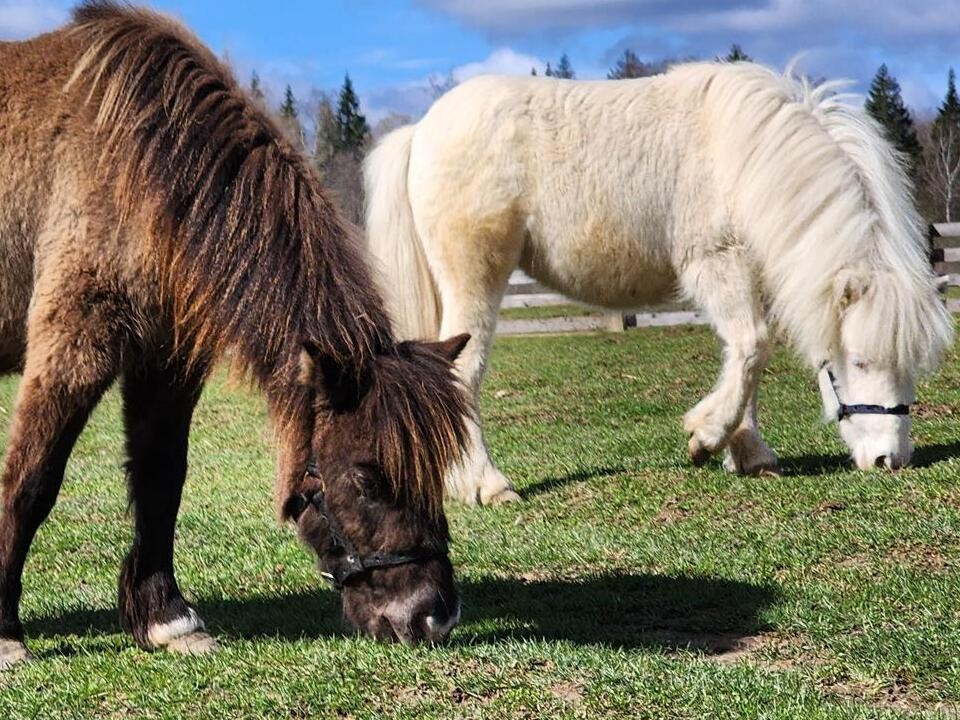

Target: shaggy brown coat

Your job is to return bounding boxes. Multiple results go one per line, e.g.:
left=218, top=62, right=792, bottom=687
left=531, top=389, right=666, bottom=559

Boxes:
left=0, top=1, right=469, bottom=655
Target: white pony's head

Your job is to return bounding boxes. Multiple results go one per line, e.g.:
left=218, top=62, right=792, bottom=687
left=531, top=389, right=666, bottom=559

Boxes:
left=816, top=268, right=951, bottom=470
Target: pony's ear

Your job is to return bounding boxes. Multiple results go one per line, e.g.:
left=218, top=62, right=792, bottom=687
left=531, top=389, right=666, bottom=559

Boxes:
left=300, top=340, right=365, bottom=410
left=427, top=333, right=471, bottom=363
left=834, top=268, right=870, bottom=312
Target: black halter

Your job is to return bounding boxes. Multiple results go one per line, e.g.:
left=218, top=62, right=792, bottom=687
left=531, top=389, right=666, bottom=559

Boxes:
left=288, top=462, right=448, bottom=590
left=820, top=363, right=911, bottom=421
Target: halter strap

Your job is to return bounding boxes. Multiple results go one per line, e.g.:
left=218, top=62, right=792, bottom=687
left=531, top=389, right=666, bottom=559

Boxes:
left=820, top=363, right=911, bottom=421
left=289, top=461, right=447, bottom=590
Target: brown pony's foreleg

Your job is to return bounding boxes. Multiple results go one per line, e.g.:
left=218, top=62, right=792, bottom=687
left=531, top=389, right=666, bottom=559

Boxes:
left=118, top=358, right=215, bottom=655
left=0, top=298, right=124, bottom=668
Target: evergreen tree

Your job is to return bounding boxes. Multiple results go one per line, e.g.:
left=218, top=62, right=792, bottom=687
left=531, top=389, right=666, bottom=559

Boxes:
left=938, top=68, right=960, bottom=124
left=249, top=71, right=264, bottom=103
left=865, top=64, right=922, bottom=174
left=544, top=62, right=554, bottom=77
left=553, top=53, right=575, bottom=79
left=724, top=44, right=751, bottom=62
left=280, top=84, right=297, bottom=120
left=608, top=49, right=644, bottom=79
left=335, top=74, right=370, bottom=156
left=531, top=67, right=537, bottom=76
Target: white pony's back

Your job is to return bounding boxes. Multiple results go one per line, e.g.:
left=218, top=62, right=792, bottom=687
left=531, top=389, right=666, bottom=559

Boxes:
left=373, top=62, right=950, bottom=369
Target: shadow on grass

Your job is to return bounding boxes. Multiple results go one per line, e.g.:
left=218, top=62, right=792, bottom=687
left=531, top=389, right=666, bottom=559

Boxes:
left=520, top=466, right=624, bottom=499
left=777, top=452, right=851, bottom=477
left=26, top=572, right=778, bottom=654
left=775, top=441, right=960, bottom=476
left=910, top=441, right=960, bottom=468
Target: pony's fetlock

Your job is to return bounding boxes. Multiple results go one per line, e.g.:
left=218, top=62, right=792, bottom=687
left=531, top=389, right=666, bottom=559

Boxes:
left=723, top=429, right=779, bottom=475
left=0, top=639, right=31, bottom=670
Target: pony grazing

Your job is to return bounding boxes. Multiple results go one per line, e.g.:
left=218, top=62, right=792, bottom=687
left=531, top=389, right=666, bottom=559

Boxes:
left=365, top=63, right=953, bottom=505
left=0, top=2, right=470, bottom=667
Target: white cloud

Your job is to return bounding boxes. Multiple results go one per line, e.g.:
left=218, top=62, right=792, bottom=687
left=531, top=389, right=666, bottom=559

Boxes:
left=453, top=47, right=543, bottom=81
left=0, top=1, right=67, bottom=40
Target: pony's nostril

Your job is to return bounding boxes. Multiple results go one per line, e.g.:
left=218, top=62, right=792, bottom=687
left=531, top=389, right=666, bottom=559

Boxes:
left=874, top=455, right=887, bottom=469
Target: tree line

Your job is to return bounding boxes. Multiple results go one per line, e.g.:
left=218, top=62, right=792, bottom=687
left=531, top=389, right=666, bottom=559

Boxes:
left=250, top=44, right=960, bottom=225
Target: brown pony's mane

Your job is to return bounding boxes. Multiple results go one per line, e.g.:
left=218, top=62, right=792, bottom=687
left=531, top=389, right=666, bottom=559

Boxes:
left=68, top=0, right=392, bottom=388
left=66, top=1, right=466, bottom=514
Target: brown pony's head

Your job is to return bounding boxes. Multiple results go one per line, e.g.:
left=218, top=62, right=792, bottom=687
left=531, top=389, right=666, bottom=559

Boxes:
left=285, top=334, right=470, bottom=644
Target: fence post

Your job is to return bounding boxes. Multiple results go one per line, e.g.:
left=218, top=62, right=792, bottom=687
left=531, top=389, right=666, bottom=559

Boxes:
left=603, top=312, right=625, bottom=332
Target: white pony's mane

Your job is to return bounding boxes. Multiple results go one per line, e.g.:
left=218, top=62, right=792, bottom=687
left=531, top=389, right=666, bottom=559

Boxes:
left=672, top=60, right=953, bottom=374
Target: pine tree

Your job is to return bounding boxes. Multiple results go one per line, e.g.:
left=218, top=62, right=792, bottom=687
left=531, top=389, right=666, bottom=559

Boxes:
left=276, top=85, right=306, bottom=149
left=724, top=44, right=751, bottom=62
left=553, top=53, right=575, bottom=79
left=249, top=71, right=264, bottom=103
left=280, top=84, right=297, bottom=120
left=608, top=49, right=644, bottom=79
left=865, top=64, right=922, bottom=175
left=335, top=74, right=370, bottom=156
left=531, top=67, right=537, bottom=76
left=544, top=62, right=554, bottom=77
left=938, top=68, right=960, bottom=124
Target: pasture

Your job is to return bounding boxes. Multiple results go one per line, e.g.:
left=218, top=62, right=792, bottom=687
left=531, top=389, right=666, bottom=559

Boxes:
left=1, top=325, right=959, bottom=719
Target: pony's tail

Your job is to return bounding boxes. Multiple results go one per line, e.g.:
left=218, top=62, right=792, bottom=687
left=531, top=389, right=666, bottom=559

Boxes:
left=364, top=125, right=441, bottom=340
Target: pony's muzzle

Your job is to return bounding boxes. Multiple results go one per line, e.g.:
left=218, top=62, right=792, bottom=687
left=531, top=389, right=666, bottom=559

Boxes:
left=376, top=587, right=461, bottom=645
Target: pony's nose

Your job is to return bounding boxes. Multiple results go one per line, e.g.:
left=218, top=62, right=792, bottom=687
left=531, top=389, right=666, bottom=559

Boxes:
left=382, top=592, right=460, bottom=645
left=874, top=455, right=887, bottom=469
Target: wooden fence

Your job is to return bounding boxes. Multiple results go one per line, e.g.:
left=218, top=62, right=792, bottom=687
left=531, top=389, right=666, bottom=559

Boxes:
left=498, top=271, right=708, bottom=335
left=499, top=223, right=960, bottom=335
left=931, top=222, right=960, bottom=312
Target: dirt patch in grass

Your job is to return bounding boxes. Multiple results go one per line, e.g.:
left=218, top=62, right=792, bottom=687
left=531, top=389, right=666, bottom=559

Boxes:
left=653, top=496, right=695, bottom=525
left=913, top=402, right=956, bottom=419
left=826, top=674, right=960, bottom=715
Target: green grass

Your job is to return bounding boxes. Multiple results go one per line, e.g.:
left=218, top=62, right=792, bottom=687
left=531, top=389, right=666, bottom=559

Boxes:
left=2, top=325, right=960, bottom=718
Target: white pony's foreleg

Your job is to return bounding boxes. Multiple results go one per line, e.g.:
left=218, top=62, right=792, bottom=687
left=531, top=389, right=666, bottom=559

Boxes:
left=680, top=247, right=775, bottom=471
left=722, top=384, right=779, bottom=475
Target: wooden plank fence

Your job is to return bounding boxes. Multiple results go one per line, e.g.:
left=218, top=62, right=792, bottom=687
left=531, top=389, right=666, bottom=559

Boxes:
left=499, top=223, right=960, bottom=335
left=931, top=222, right=960, bottom=313
left=498, top=270, right=709, bottom=335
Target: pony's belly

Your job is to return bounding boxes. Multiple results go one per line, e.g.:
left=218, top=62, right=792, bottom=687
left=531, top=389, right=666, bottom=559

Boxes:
left=520, top=230, right=677, bottom=309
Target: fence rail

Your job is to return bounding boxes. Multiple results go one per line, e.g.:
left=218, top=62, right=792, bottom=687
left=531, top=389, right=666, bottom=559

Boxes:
left=931, top=222, right=960, bottom=313
left=498, top=271, right=709, bottom=335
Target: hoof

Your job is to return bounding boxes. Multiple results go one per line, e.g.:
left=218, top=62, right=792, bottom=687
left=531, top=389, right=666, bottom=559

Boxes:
left=481, top=488, right=522, bottom=505
left=688, top=435, right=712, bottom=467
left=724, top=431, right=780, bottom=476
left=165, top=631, right=219, bottom=656
left=0, top=639, right=32, bottom=670
left=724, top=452, right=780, bottom=476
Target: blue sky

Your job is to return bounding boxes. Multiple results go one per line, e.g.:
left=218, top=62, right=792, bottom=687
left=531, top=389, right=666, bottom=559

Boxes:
left=2, top=1, right=958, bottom=124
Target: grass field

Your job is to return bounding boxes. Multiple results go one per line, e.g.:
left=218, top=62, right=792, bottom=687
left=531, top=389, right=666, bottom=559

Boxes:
left=1, top=325, right=960, bottom=719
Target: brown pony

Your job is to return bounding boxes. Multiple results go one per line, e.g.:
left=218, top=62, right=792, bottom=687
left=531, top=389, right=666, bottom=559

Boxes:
left=0, top=1, right=470, bottom=667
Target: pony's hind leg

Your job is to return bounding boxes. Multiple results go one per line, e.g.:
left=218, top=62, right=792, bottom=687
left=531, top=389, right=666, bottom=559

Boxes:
left=118, top=358, right=215, bottom=655
left=0, top=289, right=124, bottom=668
left=431, top=224, right=523, bottom=505
left=680, top=246, right=776, bottom=471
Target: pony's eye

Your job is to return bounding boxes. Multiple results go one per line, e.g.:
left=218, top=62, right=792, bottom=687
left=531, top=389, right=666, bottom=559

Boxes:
left=355, top=467, right=386, bottom=500
left=852, top=358, right=870, bottom=371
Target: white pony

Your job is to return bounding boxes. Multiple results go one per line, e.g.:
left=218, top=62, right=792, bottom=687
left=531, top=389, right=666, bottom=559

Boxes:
left=365, top=61, right=953, bottom=505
